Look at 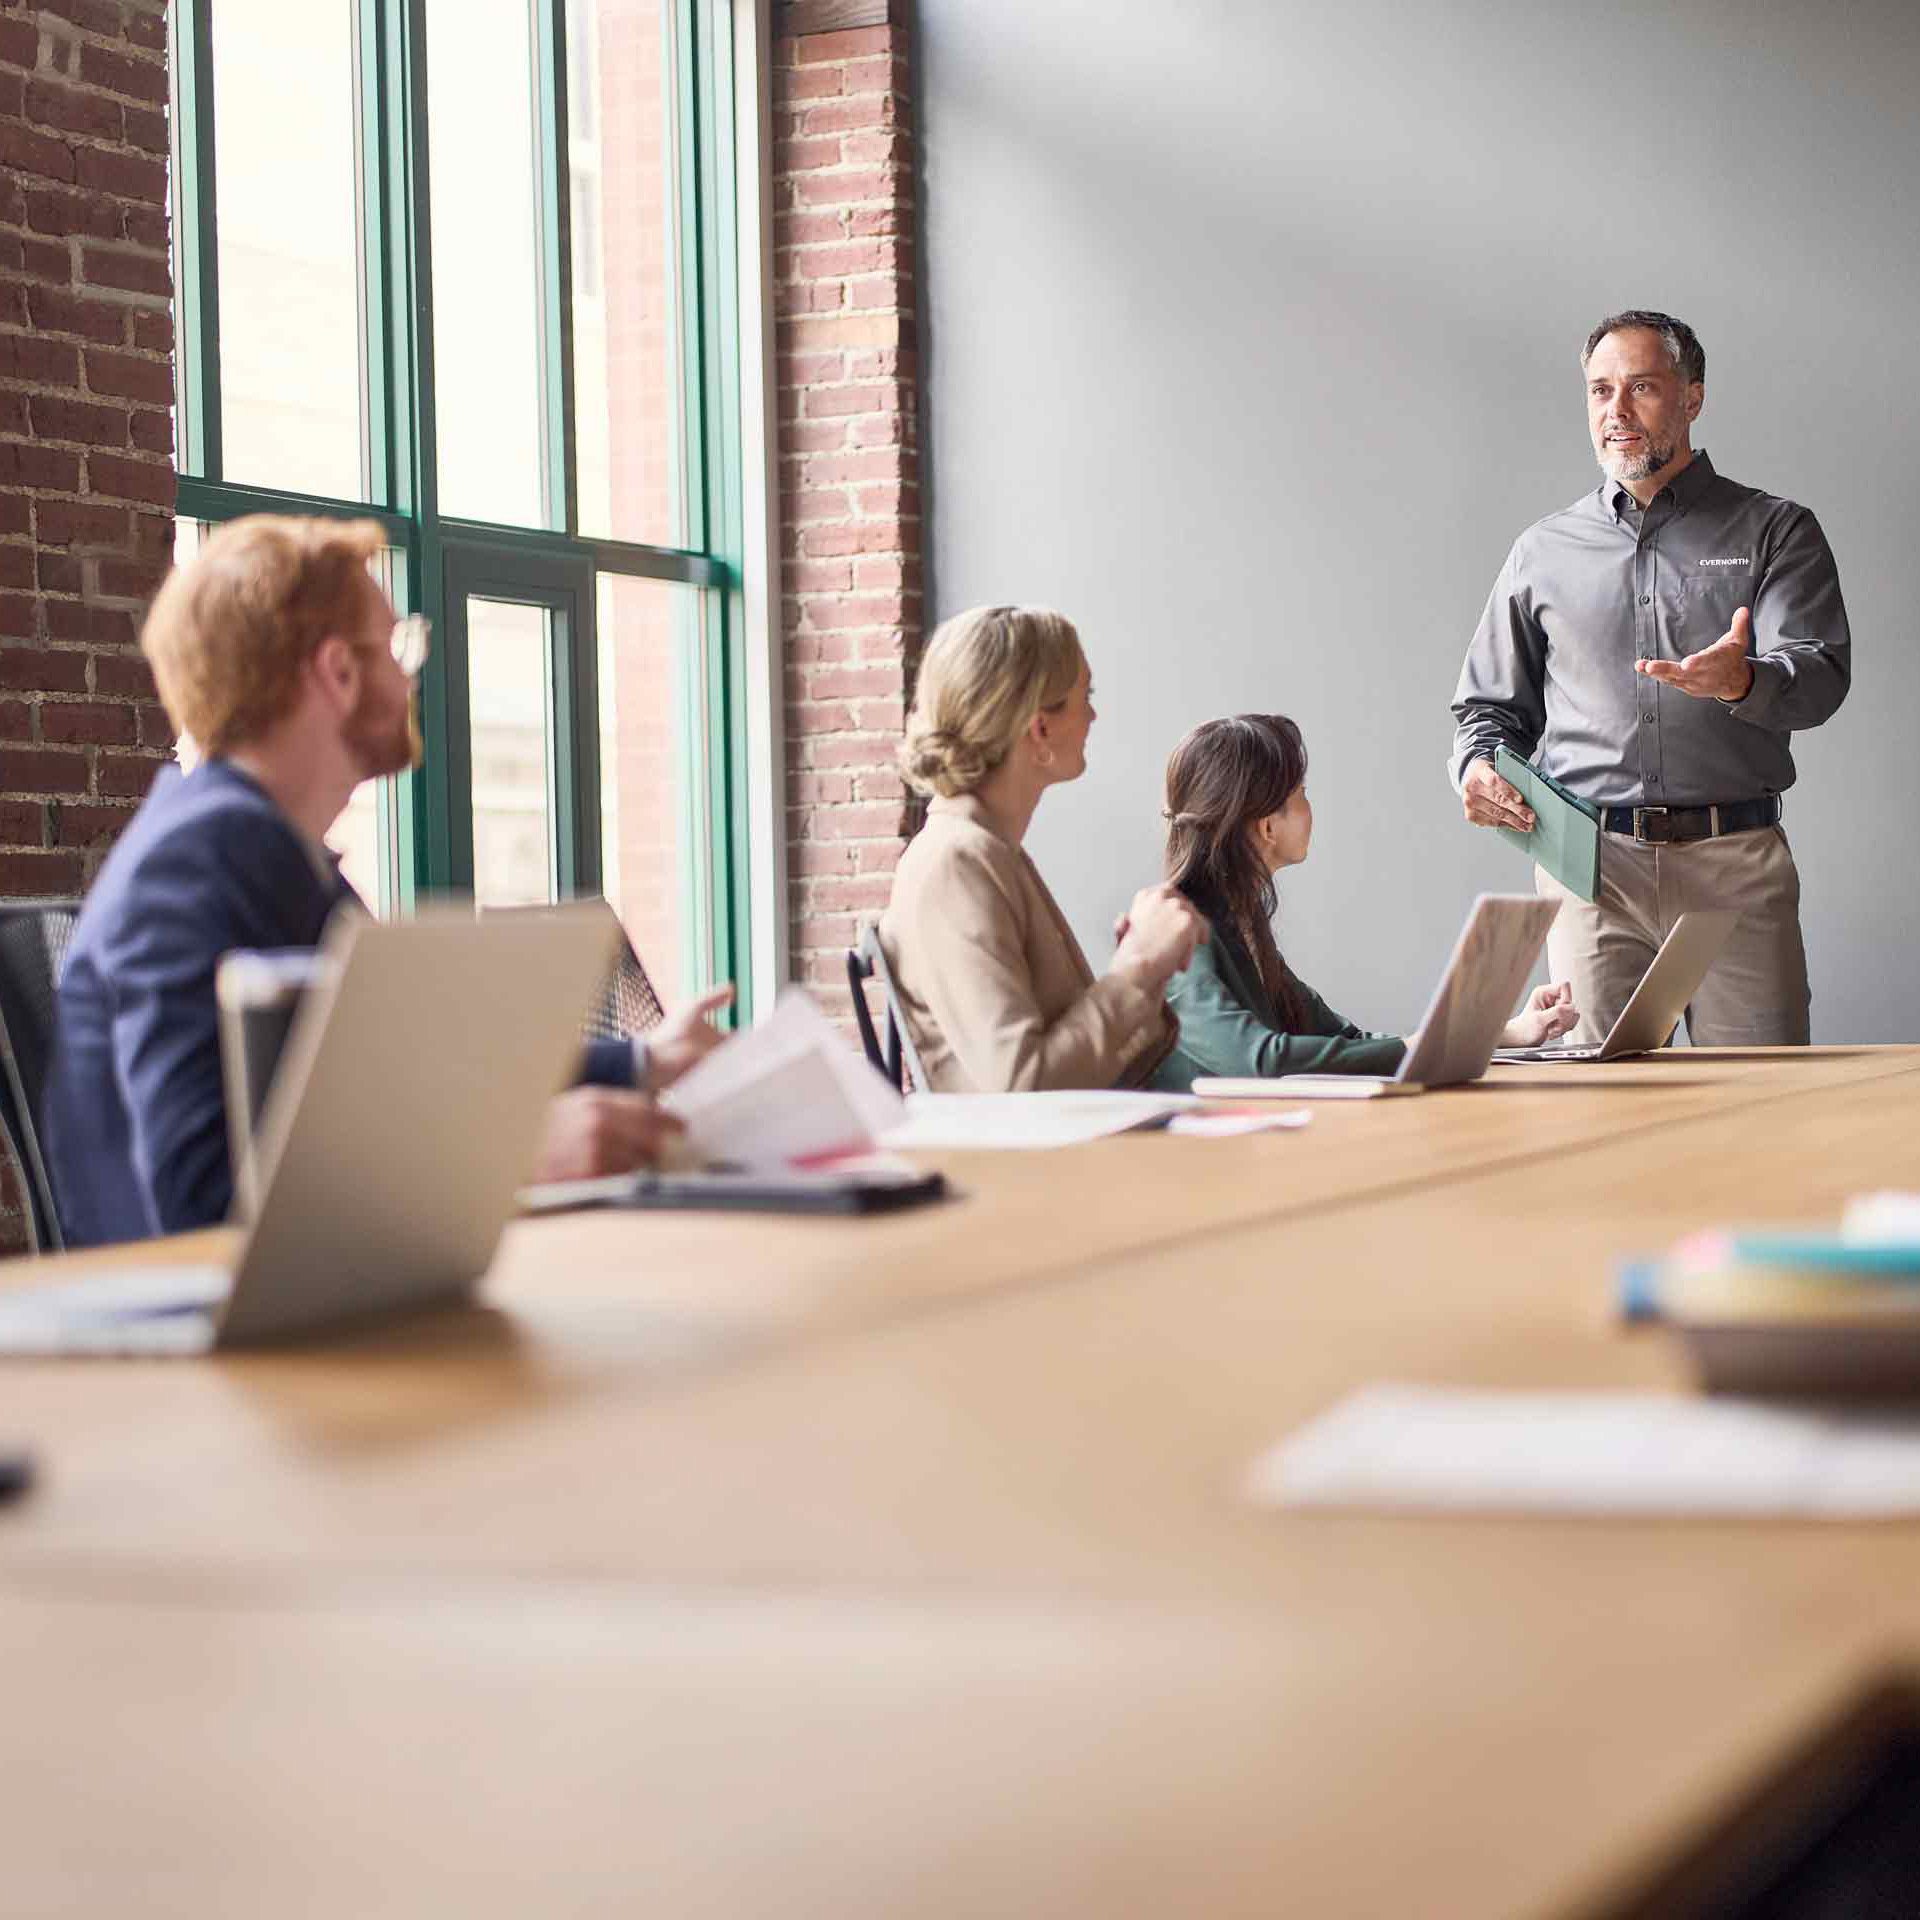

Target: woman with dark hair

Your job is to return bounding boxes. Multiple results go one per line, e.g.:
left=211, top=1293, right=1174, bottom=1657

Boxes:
left=1150, top=714, right=1575, bottom=1089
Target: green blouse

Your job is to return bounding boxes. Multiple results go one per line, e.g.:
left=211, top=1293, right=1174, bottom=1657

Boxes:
left=1151, top=923, right=1407, bottom=1092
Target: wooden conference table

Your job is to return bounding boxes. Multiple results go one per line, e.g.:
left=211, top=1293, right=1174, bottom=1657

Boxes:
left=6, top=1047, right=1920, bottom=1917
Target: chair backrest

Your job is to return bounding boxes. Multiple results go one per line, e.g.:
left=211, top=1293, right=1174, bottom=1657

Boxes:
left=846, top=922, right=925, bottom=1094
left=0, top=902, right=79, bottom=1253
left=482, top=903, right=665, bottom=1042
left=583, top=928, right=665, bottom=1041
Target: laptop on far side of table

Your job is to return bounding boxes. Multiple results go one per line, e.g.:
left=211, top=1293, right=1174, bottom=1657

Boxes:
left=1195, top=893, right=1561, bottom=1099
left=1493, top=909, right=1740, bottom=1063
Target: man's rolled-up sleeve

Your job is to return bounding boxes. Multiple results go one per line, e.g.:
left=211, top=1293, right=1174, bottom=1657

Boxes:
left=1721, top=507, right=1851, bottom=733
left=1450, top=545, right=1548, bottom=790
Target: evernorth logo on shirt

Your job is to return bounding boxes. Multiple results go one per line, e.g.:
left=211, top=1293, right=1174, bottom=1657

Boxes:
left=1699, top=557, right=1751, bottom=568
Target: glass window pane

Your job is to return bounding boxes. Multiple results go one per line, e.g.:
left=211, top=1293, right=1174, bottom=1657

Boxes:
left=210, top=0, right=366, bottom=498
left=329, top=778, right=388, bottom=910
left=468, top=598, right=555, bottom=906
left=426, top=0, right=546, bottom=528
left=597, top=573, right=703, bottom=1001
left=328, top=547, right=407, bottom=915
left=569, top=0, right=690, bottom=549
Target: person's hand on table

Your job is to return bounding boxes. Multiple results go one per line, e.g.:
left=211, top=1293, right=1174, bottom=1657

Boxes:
left=646, top=983, right=735, bottom=1089
left=1634, top=605, right=1756, bottom=702
left=1499, top=981, right=1578, bottom=1049
left=1111, top=884, right=1208, bottom=994
left=1461, top=758, right=1535, bottom=831
left=534, top=1087, right=681, bottom=1183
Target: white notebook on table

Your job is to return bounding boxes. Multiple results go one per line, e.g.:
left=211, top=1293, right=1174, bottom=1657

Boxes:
left=1249, top=1383, right=1920, bottom=1519
left=1195, top=1075, right=1419, bottom=1101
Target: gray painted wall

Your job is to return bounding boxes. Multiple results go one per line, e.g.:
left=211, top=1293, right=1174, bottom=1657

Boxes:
left=916, top=0, right=1917, bottom=1041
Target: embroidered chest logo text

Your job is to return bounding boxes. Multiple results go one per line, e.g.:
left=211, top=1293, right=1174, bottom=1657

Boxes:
left=1698, top=557, right=1751, bottom=568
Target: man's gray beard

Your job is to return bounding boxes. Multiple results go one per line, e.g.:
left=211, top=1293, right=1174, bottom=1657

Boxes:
left=1599, top=436, right=1677, bottom=483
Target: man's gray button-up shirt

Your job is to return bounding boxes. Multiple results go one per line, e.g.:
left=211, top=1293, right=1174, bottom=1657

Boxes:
left=1449, top=452, right=1851, bottom=806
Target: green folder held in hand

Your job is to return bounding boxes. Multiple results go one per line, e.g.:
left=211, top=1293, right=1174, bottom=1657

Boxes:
left=1493, top=746, right=1601, bottom=903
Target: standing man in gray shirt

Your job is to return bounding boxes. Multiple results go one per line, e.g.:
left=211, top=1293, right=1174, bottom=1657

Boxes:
left=1450, top=309, right=1850, bottom=1046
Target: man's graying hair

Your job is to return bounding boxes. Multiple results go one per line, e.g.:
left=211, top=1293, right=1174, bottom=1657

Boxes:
left=1582, top=309, right=1706, bottom=388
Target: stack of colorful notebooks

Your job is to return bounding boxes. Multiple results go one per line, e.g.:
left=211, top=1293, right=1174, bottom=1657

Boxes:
left=1622, top=1195, right=1920, bottom=1396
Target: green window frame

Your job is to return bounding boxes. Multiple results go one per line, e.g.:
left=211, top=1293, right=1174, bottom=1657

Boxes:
left=168, top=0, right=762, bottom=1014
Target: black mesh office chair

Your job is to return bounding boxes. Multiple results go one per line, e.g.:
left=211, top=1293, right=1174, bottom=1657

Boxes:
left=584, top=929, right=666, bottom=1041
left=846, top=921, right=925, bottom=1093
left=0, top=902, right=80, bottom=1253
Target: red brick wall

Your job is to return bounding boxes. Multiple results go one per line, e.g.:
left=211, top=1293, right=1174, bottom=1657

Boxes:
left=0, top=0, right=174, bottom=1247
left=773, top=15, right=919, bottom=1021
left=0, top=0, right=175, bottom=899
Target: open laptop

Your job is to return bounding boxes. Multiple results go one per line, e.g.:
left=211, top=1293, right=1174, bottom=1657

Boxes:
left=1194, top=893, right=1561, bottom=1098
left=1493, top=909, right=1739, bottom=1064
left=0, top=903, right=617, bottom=1356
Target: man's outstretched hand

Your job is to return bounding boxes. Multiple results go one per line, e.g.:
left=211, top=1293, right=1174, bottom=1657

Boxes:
left=1635, top=606, right=1756, bottom=702
left=647, top=984, right=736, bottom=1089
left=1461, top=758, right=1536, bottom=832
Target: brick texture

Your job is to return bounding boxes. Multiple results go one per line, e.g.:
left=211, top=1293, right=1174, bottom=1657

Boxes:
left=0, top=0, right=174, bottom=1251
left=774, top=16, right=919, bottom=1026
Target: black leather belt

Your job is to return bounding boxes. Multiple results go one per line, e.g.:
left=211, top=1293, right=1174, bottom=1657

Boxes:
left=1598, top=797, right=1781, bottom=844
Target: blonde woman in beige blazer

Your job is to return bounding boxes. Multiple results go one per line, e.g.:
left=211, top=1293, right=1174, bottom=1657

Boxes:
left=876, top=606, right=1205, bottom=1092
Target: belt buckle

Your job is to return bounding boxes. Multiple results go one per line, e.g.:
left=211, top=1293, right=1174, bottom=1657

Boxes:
left=1631, top=807, right=1671, bottom=845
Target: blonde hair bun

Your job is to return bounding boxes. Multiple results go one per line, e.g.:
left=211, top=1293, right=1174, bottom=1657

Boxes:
left=900, top=725, right=989, bottom=798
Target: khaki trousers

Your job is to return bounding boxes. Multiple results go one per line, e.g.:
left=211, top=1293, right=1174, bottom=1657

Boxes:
left=1533, top=826, right=1810, bottom=1047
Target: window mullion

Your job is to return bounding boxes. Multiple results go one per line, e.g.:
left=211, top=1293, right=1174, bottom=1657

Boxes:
left=354, top=0, right=394, bottom=510
left=693, top=0, right=747, bottom=1002
left=393, top=0, right=453, bottom=897
left=169, top=1, right=223, bottom=482
left=546, top=579, right=600, bottom=898
left=673, top=0, right=707, bottom=557
left=532, top=0, right=578, bottom=536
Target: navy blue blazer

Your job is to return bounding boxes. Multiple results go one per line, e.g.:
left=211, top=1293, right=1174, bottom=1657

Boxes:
left=45, top=759, right=633, bottom=1248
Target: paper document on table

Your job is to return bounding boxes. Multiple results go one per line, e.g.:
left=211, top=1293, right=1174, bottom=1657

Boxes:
left=1494, top=747, right=1600, bottom=903
left=1194, top=1075, right=1419, bottom=1101
left=883, top=1090, right=1194, bottom=1151
left=662, top=989, right=904, bottom=1169
left=1844, top=1192, right=1920, bottom=1247
left=1167, top=1108, right=1311, bottom=1138
left=0, top=1267, right=231, bottom=1356
left=1248, top=1383, right=1920, bottom=1518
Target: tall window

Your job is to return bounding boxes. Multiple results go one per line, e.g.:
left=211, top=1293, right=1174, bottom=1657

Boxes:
left=171, top=0, right=754, bottom=1010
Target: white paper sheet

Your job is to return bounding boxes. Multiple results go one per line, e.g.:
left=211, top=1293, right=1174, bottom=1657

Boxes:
left=881, top=1090, right=1196, bottom=1151
left=1166, top=1108, right=1311, bottom=1138
left=1844, top=1191, right=1920, bottom=1246
left=662, top=989, right=904, bottom=1169
left=0, top=1267, right=231, bottom=1357
left=1248, top=1383, right=1920, bottom=1518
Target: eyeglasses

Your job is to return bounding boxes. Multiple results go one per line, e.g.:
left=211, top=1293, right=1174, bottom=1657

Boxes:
left=390, top=615, right=432, bottom=677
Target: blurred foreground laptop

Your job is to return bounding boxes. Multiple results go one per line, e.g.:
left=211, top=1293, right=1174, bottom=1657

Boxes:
left=1493, top=909, right=1739, bottom=1063
left=1194, top=893, right=1560, bottom=1099
left=0, top=903, right=616, bottom=1356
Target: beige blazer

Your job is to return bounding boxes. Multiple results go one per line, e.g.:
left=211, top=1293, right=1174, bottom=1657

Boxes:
left=876, top=794, right=1179, bottom=1093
